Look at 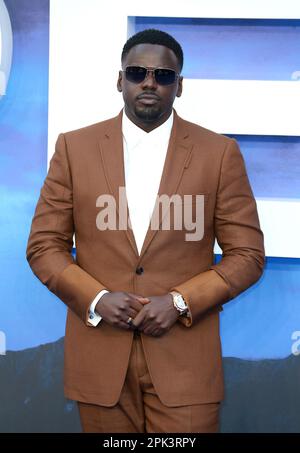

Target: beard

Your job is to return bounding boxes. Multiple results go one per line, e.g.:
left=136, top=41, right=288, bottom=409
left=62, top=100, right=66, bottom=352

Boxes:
left=134, top=103, right=162, bottom=122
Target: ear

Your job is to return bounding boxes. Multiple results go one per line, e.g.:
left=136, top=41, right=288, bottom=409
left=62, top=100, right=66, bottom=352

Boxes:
left=176, top=76, right=183, bottom=98
left=117, top=70, right=123, bottom=92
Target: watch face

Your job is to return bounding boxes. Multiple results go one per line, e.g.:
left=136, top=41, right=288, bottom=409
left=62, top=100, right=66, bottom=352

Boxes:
left=176, top=296, right=186, bottom=310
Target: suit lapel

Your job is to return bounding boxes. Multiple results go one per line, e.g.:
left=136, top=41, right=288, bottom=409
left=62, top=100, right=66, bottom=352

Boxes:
left=98, top=109, right=193, bottom=261
left=99, top=110, right=139, bottom=257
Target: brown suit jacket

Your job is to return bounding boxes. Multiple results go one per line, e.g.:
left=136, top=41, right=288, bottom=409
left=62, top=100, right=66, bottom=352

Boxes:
left=26, top=109, right=264, bottom=407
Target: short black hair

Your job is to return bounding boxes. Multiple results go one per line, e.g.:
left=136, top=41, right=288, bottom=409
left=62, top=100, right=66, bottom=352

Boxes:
left=121, top=28, right=184, bottom=72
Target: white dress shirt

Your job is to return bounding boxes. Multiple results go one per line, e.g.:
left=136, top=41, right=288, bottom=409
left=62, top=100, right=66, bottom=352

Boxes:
left=123, top=108, right=174, bottom=254
left=88, top=109, right=174, bottom=326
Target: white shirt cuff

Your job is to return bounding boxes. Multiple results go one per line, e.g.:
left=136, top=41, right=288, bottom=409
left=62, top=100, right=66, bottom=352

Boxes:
left=87, top=289, right=110, bottom=327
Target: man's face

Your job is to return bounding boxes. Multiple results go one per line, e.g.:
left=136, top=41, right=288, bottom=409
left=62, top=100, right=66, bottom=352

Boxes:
left=117, top=43, right=183, bottom=130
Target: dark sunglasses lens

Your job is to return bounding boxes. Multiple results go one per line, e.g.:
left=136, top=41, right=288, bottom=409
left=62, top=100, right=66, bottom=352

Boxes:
left=125, top=66, right=147, bottom=84
left=155, top=69, right=176, bottom=85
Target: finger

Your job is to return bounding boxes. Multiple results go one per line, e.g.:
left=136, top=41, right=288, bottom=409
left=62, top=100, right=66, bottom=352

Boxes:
left=127, top=307, right=139, bottom=319
left=137, top=295, right=151, bottom=303
left=143, top=324, right=158, bottom=336
left=152, top=328, right=164, bottom=337
left=127, top=293, right=151, bottom=306
left=136, top=317, right=151, bottom=332
left=138, top=297, right=151, bottom=305
left=123, top=311, right=136, bottom=326
left=149, top=330, right=160, bottom=337
left=149, top=327, right=165, bottom=337
left=118, top=320, right=132, bottom=331
left=127, top=297, right=149, bottom=312
left=126, top=292, right=148, bottom=301
left=131, top=309, right=147, bottom=329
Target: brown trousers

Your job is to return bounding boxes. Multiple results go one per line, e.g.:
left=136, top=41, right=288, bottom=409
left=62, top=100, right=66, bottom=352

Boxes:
left=78, top=332, right=220, bottom=433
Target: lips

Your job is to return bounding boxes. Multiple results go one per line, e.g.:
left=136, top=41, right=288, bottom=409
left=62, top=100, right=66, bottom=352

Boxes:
left=137, top=94, right=160, bottom=105
left=137, top=94, right=160, bottom=100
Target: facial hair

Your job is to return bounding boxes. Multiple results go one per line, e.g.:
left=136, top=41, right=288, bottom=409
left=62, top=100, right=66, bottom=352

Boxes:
left=134, top=103, right=162, bottom=122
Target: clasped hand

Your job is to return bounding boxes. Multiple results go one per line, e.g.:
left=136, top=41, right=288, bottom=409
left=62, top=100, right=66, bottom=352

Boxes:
left=95, top=292, right=179, bottom=337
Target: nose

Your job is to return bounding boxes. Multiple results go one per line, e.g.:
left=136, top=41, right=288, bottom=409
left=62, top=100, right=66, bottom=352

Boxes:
left=141, top=69, right=157, bottom=89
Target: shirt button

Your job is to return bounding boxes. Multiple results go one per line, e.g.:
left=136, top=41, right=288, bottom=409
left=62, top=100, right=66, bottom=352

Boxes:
left=136, top=266, right=144, bottom=275
left=89, top=314, right=94, bottom=319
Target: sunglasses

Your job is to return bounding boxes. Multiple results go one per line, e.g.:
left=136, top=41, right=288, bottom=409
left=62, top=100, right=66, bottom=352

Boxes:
left=123, top=66, right=180, bottom=86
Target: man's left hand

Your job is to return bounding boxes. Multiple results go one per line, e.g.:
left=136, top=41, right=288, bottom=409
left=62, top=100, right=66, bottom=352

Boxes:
left=131, top=294, right=179, bottom=337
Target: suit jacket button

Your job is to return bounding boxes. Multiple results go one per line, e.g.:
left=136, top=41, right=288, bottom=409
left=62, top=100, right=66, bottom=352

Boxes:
left=136, top=266, right=144, bottom=275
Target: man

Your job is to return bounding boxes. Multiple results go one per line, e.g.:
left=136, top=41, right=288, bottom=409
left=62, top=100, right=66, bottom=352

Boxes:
left=26, top=29, right=265, bottom=433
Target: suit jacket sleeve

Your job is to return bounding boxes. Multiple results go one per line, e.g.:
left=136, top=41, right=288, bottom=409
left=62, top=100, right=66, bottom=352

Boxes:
left=171, top=138, right=265, bottom=327
left=26, top=133, right=107, bottom=326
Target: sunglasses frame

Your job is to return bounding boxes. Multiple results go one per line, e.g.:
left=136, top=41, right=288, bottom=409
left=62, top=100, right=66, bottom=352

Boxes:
left=122, top=65, right=180, bottom=86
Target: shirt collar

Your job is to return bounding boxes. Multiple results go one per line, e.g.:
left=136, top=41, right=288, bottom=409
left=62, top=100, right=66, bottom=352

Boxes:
left=122, top=108, right=174, bottom=150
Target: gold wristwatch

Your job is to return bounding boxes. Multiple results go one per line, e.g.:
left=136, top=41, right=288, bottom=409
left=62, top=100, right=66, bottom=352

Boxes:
left=170, top=291, right=189, bottom=316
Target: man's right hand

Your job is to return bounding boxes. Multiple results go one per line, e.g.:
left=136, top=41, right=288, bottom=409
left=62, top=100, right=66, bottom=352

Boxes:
left=95, top=292, right=150, bottom=330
